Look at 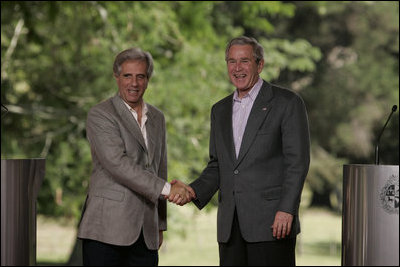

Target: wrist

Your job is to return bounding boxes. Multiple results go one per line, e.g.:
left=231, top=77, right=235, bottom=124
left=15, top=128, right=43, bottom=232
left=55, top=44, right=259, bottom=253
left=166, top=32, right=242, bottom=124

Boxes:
left=161, top=182, right=171, bottom=196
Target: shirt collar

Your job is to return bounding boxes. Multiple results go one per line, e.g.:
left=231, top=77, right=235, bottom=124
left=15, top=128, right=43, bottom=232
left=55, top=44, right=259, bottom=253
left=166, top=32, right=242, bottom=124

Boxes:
left=122, top=99, right=147, bottom=115
left=233, top=77, right=263, bottom=102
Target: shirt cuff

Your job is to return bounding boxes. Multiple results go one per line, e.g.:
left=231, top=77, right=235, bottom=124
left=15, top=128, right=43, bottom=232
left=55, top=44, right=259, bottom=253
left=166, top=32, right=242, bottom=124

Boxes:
left=161, top=182, right=171, bottom=196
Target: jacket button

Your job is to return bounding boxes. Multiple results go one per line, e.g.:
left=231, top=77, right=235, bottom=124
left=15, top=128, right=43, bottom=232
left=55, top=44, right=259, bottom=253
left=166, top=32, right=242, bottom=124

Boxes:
left=234, top=170, right=239, bottom=175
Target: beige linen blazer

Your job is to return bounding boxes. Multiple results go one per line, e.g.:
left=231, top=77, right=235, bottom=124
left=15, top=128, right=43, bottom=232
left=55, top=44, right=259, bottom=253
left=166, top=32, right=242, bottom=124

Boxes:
left=78, top=94, right=167, bottom=250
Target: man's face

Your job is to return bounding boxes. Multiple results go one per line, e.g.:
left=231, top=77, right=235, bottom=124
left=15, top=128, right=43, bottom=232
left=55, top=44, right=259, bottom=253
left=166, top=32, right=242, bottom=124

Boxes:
left=226, top=44, right=264, bottom=96
left=115, top=59, right=148, bottom=108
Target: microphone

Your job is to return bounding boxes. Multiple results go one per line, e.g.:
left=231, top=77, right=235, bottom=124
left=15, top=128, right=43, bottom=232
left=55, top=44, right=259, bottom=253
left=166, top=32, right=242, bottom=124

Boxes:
left=374, top=105, right=397, bottom=165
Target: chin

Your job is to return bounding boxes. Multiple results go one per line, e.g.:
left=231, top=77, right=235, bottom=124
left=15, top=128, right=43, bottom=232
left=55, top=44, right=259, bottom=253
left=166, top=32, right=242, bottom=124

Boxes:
left=233, top=81, right=249, bottom=89
left=237, top=86, right=250, bottom=91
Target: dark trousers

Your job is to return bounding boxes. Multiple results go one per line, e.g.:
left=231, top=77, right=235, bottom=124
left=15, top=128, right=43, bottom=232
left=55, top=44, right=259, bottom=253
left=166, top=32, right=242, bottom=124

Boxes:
left=219, top=211, right=296, bottom=266
left=82, top=231, right=158, bottom=266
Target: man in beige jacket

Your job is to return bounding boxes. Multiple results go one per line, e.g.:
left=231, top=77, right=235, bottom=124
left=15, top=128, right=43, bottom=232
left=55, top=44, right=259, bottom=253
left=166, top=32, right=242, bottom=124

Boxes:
left=78, top=47, right=191, bottom=266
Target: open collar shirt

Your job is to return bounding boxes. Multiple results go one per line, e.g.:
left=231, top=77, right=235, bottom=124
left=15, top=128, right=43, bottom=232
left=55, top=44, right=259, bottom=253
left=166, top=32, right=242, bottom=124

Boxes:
left=232, top=77, right=263, bottom=158
left=123, top=101, right=149, bottom=149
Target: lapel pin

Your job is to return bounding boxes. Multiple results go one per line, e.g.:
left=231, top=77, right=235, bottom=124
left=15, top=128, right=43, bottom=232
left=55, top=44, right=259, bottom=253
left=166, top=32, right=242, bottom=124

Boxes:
left=262, top=107, right=267, bottom=111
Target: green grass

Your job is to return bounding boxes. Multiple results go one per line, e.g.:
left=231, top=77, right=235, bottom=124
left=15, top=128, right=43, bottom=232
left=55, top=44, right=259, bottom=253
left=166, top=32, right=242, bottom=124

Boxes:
left=296, top=208, right=341, bottom=266
left=37, top=206, right=341, bottom=266
left=37, top=215, right=77, bottom=264
left=158, top=205, right=341, bottom=266
left=159, top=205, right=219, bottom=266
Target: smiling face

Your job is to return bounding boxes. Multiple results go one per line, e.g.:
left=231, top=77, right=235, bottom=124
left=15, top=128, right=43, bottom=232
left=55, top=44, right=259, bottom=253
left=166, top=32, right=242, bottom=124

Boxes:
left=115, top=59, right=149, bottom=109
left=226, top=44, right=264, bottom=98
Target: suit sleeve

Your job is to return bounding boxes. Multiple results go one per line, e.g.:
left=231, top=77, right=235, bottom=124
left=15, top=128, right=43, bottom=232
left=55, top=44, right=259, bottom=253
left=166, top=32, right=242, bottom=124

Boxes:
left=190, top=105, right=220, bottom=210
left=157, top=115, right=167, bottom=231
left=278, top=94, right=310, bottom=214
left=86, top=107, right=166, bottom=204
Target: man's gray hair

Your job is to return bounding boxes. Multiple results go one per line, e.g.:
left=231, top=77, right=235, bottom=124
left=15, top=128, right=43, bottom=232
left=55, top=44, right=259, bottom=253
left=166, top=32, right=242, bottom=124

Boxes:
left=225, top=36, right=264, bottom=64
left=113, top=47, right=154, bottom=78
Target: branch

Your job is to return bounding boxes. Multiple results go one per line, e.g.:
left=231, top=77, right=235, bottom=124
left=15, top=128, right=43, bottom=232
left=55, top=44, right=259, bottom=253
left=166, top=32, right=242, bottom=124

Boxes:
left=1, top=18, right=25, bottom=80
left=5, top=104, right=83, bottom=119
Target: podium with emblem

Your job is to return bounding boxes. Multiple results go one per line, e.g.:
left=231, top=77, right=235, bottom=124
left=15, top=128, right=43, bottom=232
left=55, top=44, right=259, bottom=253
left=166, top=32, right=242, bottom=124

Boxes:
left=342, top=164, right=399, bottom=266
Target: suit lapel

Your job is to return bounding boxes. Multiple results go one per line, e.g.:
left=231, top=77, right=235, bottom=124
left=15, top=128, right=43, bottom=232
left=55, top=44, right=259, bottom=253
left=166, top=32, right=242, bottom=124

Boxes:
left=111, top=95, right=147, bottom=152
left=145, top=109, right=157, bottom=165
left=234, top=82, right=274, bottom=168
left=219, top=96, right=236, bottom=164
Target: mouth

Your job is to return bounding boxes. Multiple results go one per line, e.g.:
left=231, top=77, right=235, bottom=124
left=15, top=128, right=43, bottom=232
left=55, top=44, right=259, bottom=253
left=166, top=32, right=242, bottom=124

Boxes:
left=233, top=74, right=246, bottom=78
left=128, top=89, right=140, bottom=94
left=233, top=74, right=247, bottom=82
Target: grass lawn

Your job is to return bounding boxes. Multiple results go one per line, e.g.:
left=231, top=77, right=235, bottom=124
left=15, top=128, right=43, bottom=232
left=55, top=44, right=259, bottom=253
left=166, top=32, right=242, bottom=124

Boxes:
left=37, top=215, right=77, bottom=264
left=37, top=205, right=341, bottom=266
left=158, top=205, right=341, bottom=266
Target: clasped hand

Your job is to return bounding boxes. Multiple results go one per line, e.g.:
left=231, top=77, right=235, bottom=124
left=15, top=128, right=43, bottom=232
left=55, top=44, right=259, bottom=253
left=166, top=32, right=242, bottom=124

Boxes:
left=165, top=179, right=196, bottom=206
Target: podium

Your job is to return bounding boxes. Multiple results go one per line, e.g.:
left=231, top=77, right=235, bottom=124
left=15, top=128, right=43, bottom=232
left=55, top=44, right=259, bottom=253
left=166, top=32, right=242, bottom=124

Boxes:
left=1, top=159, right=45, bottom=266
left=342, top=164, right=399, bottom=266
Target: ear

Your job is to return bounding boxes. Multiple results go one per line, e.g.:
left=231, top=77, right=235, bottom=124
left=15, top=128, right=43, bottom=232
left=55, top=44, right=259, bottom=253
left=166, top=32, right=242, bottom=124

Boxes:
left=257, top=59, right=264, bottom=74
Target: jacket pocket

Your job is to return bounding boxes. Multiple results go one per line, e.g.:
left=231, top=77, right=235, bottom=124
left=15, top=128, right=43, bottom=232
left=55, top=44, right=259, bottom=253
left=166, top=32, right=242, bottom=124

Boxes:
left=257, top=130, right=273, bottom=135
left=262, top=186, right=282, bottom=200
left=94, top=188, right=125, bottom=202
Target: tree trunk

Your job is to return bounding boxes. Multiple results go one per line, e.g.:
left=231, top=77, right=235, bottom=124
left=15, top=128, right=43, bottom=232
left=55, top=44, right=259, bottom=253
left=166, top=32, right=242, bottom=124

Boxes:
left=310, top=189, right=333, bottom=209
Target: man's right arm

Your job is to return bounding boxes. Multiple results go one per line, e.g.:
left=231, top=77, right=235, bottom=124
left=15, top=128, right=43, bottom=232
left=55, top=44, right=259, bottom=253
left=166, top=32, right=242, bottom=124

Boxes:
left=189, top=106, right=220, bottom=209
left=165, top=106, right=220, bottom=208
left=87, top=106, right=166, bottom=204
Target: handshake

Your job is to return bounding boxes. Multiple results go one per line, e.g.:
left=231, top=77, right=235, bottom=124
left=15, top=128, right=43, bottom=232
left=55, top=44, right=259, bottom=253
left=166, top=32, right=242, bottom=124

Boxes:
left=164, top=179, right=196, bottom=206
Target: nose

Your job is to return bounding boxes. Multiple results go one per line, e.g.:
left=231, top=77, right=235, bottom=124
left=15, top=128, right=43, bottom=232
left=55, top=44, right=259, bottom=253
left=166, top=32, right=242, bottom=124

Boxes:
left=234, top=62, right=242, bottom=71
left=130, top=77, right=138, bottom=87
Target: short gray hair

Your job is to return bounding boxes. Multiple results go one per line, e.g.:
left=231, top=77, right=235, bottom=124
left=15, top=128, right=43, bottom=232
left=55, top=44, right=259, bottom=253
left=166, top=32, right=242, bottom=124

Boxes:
left=225, top=36, right=264, bottom=64
left=113, top=47, right=154, bottom=78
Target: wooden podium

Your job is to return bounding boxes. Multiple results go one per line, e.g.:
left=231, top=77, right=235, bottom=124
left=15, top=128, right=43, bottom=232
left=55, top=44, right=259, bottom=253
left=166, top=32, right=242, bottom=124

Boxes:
left=1, top=159, right=45, bottom=266
left=342, top=164, right=399, bottom=266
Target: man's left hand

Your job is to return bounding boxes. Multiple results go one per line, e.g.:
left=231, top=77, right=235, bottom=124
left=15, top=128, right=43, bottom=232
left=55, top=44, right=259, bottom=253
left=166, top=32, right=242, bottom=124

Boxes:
left=271, top=211, right=293, bottom=239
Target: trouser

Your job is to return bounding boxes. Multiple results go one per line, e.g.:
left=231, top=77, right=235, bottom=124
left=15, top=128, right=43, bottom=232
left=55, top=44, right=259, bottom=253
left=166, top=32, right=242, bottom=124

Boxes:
left=82, top=231, right=158, bottom=266
left=219, top=210, right=296, bottom=266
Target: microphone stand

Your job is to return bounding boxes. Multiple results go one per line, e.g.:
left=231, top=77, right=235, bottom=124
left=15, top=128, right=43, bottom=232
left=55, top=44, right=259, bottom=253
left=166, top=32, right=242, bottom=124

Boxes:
left=374, top=105, right=397, bottom=165
left=1, top=103, right=8, bottom=118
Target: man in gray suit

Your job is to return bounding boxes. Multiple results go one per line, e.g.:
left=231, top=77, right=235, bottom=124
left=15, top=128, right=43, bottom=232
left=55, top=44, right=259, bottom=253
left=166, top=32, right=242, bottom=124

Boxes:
left=175, top=36, right=310, bottom=265
left=77, top=47, right=191, bottom=266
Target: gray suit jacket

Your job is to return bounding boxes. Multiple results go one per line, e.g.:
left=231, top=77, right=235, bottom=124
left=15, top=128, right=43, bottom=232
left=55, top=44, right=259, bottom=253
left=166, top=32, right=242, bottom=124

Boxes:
left=77, top=94, right=167, bottom=250
left=190, top=81, right=310, bottom=243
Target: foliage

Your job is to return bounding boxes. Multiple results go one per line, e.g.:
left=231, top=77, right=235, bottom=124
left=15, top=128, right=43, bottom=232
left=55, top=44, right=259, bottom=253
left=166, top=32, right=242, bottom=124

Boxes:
left=1, top=1, right=398, bottom=219
left=1, top=1, right=319, bottom=218
left=274, top=1, right=399, bottom=210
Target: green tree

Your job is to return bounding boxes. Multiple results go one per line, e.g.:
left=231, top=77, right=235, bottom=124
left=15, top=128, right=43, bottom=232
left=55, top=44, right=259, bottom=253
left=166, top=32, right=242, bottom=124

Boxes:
left=6, top=1, right=398, bottom=263
left=275, top=1, right=399, bottom=208
left=2, top=1, right=321, bottom=218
